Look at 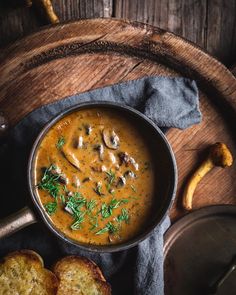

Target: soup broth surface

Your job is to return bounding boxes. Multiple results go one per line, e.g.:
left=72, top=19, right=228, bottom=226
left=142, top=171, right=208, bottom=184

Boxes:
left=35, top=108, right=156, bottom=245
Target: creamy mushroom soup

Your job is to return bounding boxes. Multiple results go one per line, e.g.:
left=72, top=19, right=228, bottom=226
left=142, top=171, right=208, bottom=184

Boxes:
left=34, top=108, right=156, bottom=245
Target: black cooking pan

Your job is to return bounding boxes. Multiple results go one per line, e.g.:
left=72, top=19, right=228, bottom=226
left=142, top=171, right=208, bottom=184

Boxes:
left=0, top=102, right=177, bottom=252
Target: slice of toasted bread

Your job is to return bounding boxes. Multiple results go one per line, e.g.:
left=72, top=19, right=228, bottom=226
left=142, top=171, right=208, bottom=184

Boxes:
left=0, top=249, right=58, bottom=295
left=53, top=256, right=111, bottom=295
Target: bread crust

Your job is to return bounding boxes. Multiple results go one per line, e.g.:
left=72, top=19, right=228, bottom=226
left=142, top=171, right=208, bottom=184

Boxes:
left=2, top=249, right=44, bottom=266
left=0, top=249, right=58, bottom=295
left=53, top=255, right=111, bottom=295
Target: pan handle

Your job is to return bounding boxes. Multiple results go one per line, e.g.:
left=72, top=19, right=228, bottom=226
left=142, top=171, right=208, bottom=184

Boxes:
left=0, top=207, right=37, bottom=239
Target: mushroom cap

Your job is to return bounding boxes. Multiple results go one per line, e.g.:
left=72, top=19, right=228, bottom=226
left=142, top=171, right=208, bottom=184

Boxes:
left=209, top=142, right=233, bottom=167
left=102, top=128, right=120, bottom=150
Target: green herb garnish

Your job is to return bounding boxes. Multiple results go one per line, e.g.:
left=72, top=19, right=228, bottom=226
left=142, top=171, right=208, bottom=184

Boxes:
left=105, top=170, right=116, bottom=192
left=63, top=185, right=69, bottom=193
left=86, top=199, right=97, bottom=212
left=38, top=165, right=61, bottom=198
left=96, top=222, right=118, bottom=235
left=65, top=192, right=87, bottom=230
left=66, top=192, right=86, bottom=216
left=106, top=170, right=115, bottom=184
left=60, top=194, right=66, bottom=204
left=131, top=185, right=136, bottom=192
left=110, top=198, right=128, bottom=208
left=117, top=208, right=129, bottom=223
left=56, top=136, right=65, bottom=149
left=95, top=227, right=109, bottom=235
left=101, top=203, right=112, bottom=218
left=71, top=211, right=86, bottom=230
left=44, top=201, right=57, bottom=215
left=89, top=215, right=99, bottom=231
left=100, top=198, right=129, bottom=219
left=109, top=198, right=121, bottom=209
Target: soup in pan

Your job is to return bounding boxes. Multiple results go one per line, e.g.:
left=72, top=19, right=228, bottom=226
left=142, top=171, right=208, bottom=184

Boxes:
left=35, top=108, right=156, bottom=245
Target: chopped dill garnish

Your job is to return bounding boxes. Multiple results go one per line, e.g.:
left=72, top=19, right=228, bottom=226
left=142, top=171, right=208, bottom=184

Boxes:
left=109, top=198, right=121, bottom=209
left=65, top=192, right=87, bottom=230
left=131, top=185, right=136, bottom=192
left=56, top=136, right=65, bottom=149
left=95, top=227, right=109, bottom=235
left=117, top=208, right=129, bottom=224
left=71, top=211, right=86, bottom=230
left=106, top=170, right=115, bottom=184
left=105, top=170, right=116, bottom=192
left=120, top=198, right=129, bottom=204
left=101, top=203, right=112, bottom=218
left=60, top=194, right=65, bottom=204
left=111, top=198, right=129, bottom=207
left=100, top=198, right=129, bottom=219
left=63, top=185, right=69, bottom=193
left=66, top=192, right=86, bottom=217
left=44, top=201, right=57, bottom=215
left=96, top=222, right=118, bottom=235
left=89, top=215, right=98, bottom=231
left=86, top=199, right=97, bottom=212
left=38, top=165, right=61, bottom=198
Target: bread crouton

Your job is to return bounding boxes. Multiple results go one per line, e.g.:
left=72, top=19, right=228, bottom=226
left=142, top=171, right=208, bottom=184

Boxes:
left=0, top=250, right=58, bottom=295
left=53, top=256, right=111, bottom=295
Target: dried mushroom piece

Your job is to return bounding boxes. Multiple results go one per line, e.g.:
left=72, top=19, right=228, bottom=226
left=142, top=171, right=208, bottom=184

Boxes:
left=94, top=182, right=105, bottom=196
left=91, top=164, right=107, bottom=173
left=64, top=205, right=73, bottom=215
left=118, top=152, right=139, bottom=171
left=74, top=136, right=83, bottom=149
left=61, top=148, right=81, bottom=171
left=84, top=124, right=92, bottom=135
left=108, top=152, right=116, bottom=164
left=72, top=175, right=80, bottom=188
left=102, top=129, right=120, bottom=150
left=183, top=142, right=233, bottom=211
left=26, top=0, right=59, bottom=24
left=94, top=144, right=104, bottom=161
left=124, top=170, right=136, bottom=179
left=82, top=177, right=91, bottom=183
left=116, top=176, right=126, bottom=188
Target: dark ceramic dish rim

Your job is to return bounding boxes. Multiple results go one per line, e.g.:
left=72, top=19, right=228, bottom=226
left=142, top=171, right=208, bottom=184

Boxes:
left=28, top=101, right=177, bottom=253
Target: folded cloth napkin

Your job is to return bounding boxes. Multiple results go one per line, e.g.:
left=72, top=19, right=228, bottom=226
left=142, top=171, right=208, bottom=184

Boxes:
left=0, top=76, right=201, bottom=295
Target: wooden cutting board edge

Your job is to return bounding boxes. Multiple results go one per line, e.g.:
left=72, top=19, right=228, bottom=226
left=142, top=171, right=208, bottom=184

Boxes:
left=0, top=18, right=235, bottom=221
left=0, top=18, right=235, bottom=123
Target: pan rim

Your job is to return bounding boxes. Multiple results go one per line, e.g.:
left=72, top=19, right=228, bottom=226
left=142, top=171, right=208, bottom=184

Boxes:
left=28, top=101, right=177, bottom=253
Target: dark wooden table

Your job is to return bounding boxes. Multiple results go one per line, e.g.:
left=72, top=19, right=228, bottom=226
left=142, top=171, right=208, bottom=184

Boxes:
left=1, top=0, right=236, bottom=68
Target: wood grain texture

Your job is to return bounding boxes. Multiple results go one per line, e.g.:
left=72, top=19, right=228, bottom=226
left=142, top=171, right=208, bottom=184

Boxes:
left=206, top=0, right=236, bottom=65
left=0, top=0, right=236, bottom=66
left=53, top=0, right=113, bottom=19
left=114, top=0, right=236, bottom=66
left=0, top=0, right=113, bottom=47
left=0, top=18, right=235, bottom=221
left=0, top=4, right=40, bottom=47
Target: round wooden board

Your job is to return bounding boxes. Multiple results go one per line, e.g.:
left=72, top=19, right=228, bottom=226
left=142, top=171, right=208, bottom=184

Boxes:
left=0, top=18, right=235, bottom=221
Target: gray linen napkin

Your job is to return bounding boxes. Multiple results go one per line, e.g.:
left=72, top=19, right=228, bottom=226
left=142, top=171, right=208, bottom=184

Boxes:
left=0, top=76, right=201, bottom=295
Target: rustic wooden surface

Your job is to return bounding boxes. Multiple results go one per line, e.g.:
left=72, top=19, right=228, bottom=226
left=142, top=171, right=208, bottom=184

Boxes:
left=0, top=18, right=235, bottom=221
left=0, top=0, right=236, bottom=67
